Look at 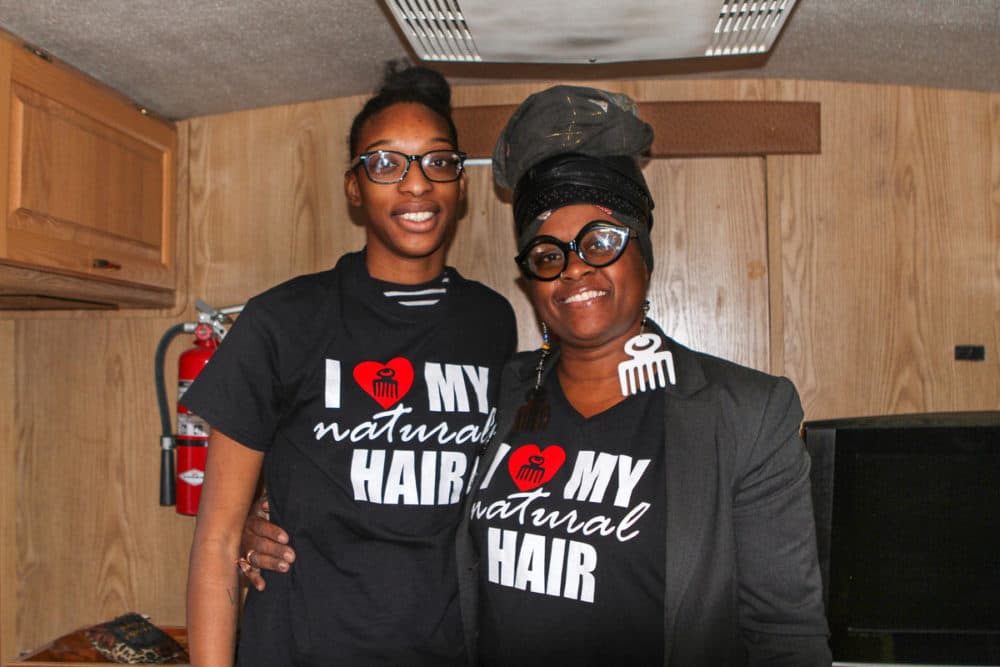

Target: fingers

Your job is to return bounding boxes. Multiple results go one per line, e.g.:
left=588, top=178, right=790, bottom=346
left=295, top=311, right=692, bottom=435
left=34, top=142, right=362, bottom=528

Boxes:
left=254, top=495, right=270, bottom=520
left=245, top=546, right=292, bottom=574
left=238, top=490, right=295, bottom=585
left=236, top=556, right=267, bottom=592
left=244, top=567, right=267, bottom=592
left=247, top=513, right=288, bottom=544
left=241, top=521, right=296, bottom=573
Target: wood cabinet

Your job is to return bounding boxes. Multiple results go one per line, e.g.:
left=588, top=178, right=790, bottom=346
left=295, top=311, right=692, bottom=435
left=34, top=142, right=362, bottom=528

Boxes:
left=0, top=39, right=177, bottom=309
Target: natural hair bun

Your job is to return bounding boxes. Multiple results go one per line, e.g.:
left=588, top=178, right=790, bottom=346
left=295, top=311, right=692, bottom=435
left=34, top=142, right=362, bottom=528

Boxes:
left=348, top=61, right=458, bottom=155
left=379, top=62, right=451, bottom=110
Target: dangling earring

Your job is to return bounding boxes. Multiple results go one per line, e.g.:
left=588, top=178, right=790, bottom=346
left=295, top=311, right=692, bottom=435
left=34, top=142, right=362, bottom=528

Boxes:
left=618, top=299, right=677, bottom=397
left=512, top=322, right=551, bottom=433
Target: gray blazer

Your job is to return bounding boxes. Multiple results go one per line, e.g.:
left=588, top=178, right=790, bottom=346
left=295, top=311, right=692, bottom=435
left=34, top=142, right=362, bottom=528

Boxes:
left=456, top=330, right=832, bottom=666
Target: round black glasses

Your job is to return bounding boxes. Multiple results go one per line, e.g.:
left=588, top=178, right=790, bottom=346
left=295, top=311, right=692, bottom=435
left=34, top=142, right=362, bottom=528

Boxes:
left=349, top=149, right=467, bottom=184
left=516, top=221, right=635, bottom=281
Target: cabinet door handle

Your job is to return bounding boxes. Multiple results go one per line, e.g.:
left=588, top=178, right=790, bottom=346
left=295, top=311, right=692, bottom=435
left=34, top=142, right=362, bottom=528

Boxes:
left=92, top=258, right=122, bottom=270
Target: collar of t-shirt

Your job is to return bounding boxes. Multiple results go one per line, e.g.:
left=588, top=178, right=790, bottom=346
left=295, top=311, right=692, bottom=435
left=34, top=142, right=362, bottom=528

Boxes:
left=349, top=248, right=451, bottom=313
left=380, top=272, right=450, bottom=307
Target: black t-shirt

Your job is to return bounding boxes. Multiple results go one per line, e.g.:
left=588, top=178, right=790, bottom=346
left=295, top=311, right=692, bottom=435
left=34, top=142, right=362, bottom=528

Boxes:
left=182, top=250, right=517, bottom=666
left=470, top=374, right=667, bottom=667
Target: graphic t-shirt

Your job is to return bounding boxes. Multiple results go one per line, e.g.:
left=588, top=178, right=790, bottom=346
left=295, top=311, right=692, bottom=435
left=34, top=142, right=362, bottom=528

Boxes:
left=470, top=375, right=667, bottom=666
left=181, top=250, right=517, bottom=666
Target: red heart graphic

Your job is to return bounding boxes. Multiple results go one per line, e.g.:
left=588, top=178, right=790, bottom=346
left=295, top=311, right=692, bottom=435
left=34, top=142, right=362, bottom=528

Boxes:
left=353, top=358, right=414, bottom=409
left=507, top=444, right=566, bottom=492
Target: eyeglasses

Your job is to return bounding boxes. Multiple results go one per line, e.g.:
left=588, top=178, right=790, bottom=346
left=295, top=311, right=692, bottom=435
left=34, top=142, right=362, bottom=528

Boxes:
left=349, top=149, right=467, bottom=184
left=516, top=221, right=635, bottom=281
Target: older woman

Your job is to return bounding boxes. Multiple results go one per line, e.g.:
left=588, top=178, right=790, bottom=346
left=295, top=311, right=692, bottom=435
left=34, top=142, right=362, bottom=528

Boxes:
left=240, top=85, right=831, bottom=666
left=458, top=86, right=830, bottom=666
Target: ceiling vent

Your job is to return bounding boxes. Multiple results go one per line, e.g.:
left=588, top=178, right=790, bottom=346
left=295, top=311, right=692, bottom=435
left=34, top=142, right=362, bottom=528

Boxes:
left=384, top=0, right=797, bottom=64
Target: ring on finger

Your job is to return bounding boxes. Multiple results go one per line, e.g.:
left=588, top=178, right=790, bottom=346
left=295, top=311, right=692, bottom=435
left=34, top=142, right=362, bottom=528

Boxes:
left=245, top=549, right=258, bottom=569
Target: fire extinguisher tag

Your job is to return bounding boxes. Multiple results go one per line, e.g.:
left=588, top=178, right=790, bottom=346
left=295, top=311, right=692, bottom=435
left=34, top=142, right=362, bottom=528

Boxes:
left=178, top=412, right=210, bottom=438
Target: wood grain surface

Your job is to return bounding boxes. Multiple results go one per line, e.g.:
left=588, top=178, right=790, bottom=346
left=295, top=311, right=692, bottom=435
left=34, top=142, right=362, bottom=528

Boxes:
left=12, top=318, right=195, bottom=656
left=3, top=47, right=176, bottom=292
left=1, top=322, right=16, bottom=663
left=454, top=101, right=819, bottom=158
left=767, top=80, right=1000, bottom=419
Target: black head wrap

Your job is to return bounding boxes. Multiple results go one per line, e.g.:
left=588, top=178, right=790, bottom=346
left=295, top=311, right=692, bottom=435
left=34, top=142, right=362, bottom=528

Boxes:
left=493, top=85, right=656, bottom=271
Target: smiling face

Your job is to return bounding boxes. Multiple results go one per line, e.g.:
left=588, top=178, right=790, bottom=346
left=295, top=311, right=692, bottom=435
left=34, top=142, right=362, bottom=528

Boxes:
left=345, top=102, right=466, bottom=283
left=527, top=204, right=650, bottom=354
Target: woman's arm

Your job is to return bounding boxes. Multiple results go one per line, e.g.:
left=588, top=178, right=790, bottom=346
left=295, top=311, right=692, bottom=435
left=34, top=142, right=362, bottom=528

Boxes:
left=187, top=429, right=264, bottom=666
left=733, top=377, right=832, bottom=666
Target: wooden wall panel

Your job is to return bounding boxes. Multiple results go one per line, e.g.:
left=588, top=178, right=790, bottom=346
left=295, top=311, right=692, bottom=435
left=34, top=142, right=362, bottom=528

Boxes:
left=13, top=318, right=194, bottom=653
left=644, top=158, right=769, bottom=369
left=1, top=322, right=15, bottom=664
left=0, top=37, right=16, bottom=665
left=993, top=92, right=1000, bottom=375
left=186, top=96, right=367, bottom=308
left=769, top=80, right=1000, bottom=419
left=445, top=165, right=535, bottom=345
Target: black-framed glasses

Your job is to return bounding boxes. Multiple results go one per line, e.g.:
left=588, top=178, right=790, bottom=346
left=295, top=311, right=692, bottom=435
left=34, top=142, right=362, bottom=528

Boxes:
left=349, top=149, right=467, bottom=184
left=516, top=221, right=635, bottom=281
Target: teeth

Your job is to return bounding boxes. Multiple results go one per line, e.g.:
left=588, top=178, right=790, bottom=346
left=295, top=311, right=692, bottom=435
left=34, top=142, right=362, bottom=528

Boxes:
left=563, top=290, right=606, bottom=304
left=400, top=211, right=434, bottom=222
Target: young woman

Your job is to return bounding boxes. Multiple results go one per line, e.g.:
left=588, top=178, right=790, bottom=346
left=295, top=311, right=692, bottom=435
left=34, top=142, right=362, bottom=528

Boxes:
left=241, top=85, right=831, bottom=666
left=183, top=66, right=516, bottom=666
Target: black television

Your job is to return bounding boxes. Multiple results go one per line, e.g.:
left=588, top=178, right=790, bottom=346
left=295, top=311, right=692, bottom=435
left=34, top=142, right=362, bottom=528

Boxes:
left=803, top=411, right=1000, bottom=666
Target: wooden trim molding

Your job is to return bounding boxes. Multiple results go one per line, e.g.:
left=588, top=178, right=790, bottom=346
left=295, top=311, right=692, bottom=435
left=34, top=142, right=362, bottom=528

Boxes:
left=454, top=101, right=820, bottom=159
left=0, top=262, right=175, bottom=310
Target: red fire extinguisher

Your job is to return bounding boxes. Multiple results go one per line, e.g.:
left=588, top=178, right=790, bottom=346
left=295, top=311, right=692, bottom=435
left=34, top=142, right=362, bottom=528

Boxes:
left=157, top=300, right=242, bottom=514
left=174, top=322, right=218, bottom=515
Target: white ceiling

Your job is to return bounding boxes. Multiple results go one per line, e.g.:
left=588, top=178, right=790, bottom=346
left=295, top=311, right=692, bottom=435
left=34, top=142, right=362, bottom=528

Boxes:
left=0, top=0, right=997, bottom=121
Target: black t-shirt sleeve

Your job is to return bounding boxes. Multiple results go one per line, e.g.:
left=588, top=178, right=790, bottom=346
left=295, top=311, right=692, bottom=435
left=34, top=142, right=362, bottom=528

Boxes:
left=179, top=297, right=282, bottom=451
left=497, top=298, right=517, bottom=361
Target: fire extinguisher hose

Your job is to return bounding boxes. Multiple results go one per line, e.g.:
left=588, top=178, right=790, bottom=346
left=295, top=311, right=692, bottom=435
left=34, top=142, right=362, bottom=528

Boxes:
left=155, top=322, right=194, bottom=506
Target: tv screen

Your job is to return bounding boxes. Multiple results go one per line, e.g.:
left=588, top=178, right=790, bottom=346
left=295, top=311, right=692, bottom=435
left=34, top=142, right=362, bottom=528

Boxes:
left=804, top=412, right=1000, bottom=665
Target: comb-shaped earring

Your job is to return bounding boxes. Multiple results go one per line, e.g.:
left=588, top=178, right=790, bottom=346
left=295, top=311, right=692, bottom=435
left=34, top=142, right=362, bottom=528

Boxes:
left=617, top=300, right=676, bottom=397
left=512, top=322, right=551, bottom=433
